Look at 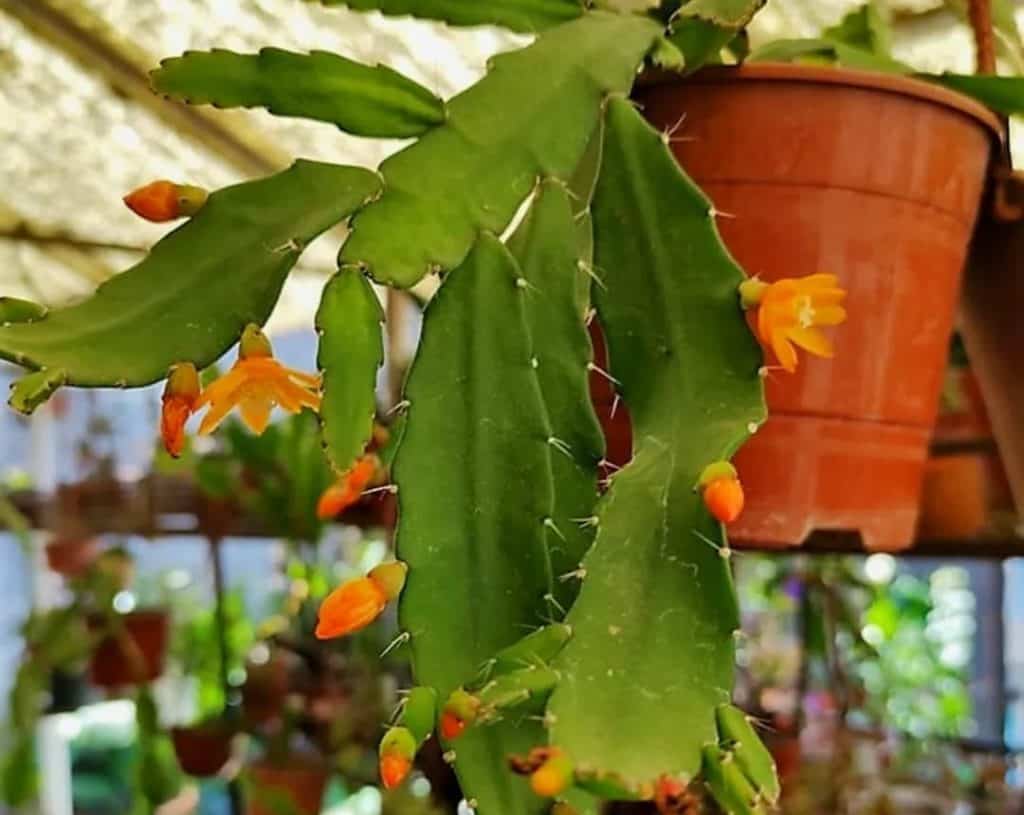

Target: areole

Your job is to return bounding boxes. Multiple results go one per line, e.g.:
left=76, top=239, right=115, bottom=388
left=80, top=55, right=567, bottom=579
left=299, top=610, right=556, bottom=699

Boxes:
left=627, top=63, right=1004, bottom=550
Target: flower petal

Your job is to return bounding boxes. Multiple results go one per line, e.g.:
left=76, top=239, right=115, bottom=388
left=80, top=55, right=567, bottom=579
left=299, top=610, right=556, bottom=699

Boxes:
left=813, top=305, right=847, bottom=326
left=197, top=380, right=248, bottom=434
left=239, top=393, right=274, bottom=434
left=770, top=330, right=799, bottom=372
left=788, top=326, right=834, bottom=358
left=796, top=273, right=839, bottom=291
left=194, top=366, right=245, bottom=409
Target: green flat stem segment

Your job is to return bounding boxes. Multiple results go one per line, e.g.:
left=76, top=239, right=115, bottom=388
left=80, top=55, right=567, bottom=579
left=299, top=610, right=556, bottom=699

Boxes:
left=400, top=687, right=438, bottom=745
left=152, top=48, right=445, bottom=138
left=548, top=98, right=765, bottom=786
left=490, top=623, right=573, bottom=676
left=316, top=269, right=384, bottom=473
left=395, top=233, right=555, bottom=815
left=339, top=12, right=663, bottom=288
left=715, top=704, right=779, bottom=804
left=311, top=0, right=583, bottom=33
left=507, top=180, right=604, bottom=614
left=0, top=161, right=380, bottom=389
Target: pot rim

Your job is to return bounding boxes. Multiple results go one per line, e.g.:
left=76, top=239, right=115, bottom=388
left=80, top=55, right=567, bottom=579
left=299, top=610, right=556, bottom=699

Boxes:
left=640, top=63, right=1004, bottom=144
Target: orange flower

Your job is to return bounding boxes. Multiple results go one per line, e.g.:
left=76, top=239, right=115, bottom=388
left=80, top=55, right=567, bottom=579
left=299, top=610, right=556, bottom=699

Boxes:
left=698, top=461, right=744, bottom=524
left=740, top=274, right=847, bottom=372
left=195, top=324, right=321, bottom=436
left=316, top=454, right=379, bottom=520
left=124, top=180, right=207, bottom=222
left=160, top=362, right=200, bottom=458
left=315, top=561, right=407, bottom=640
left=379, top=727, right=416, bottom=789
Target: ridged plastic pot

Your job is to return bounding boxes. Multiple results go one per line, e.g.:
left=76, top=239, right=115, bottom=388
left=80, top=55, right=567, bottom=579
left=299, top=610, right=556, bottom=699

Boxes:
left=632, top=64, right=1001, bottom=550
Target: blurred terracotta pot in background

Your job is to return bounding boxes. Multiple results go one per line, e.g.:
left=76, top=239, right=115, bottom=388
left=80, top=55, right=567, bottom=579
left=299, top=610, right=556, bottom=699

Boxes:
left=89, top=610, right=169, bottom=687
left=245, top=761, right=330, bottom=815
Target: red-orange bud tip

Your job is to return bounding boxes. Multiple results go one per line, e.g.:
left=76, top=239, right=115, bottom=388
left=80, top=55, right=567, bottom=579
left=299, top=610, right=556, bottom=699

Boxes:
left=702, top=476, right=744, bottom=524
left=379, top=752, right=412, bottom=789
left=124, top=180, right=206, bottom=222
left=654, top=775, right=690, bottom=813
left=160, top=363, right=200, bottom=458
left=439, top=710, right=467, bottom=741
left=530, top=750, right=574, bottom=798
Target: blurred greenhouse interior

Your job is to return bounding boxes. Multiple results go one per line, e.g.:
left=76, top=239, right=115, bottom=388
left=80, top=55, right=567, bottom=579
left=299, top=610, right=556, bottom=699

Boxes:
left=3, top=0, right=1024, bottom=814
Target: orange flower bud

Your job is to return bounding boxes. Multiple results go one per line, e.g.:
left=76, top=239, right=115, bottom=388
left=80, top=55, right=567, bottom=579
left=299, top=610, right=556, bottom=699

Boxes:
left=314, top=561, right=406, bottom=640
left=316, top=454, right=380, bottom=520
left=124, top=180, right=207, bottom=222
left=530, top=748, right=574, bottom=798
left=440, top=688, right=480, bottom=741
left=160, top=362, right=200, bottom=458
left=379, top=726, right=416, bottom=789
left=698, top=461, right=744, bottom=524
left=703, top=477, right=744, bottom=524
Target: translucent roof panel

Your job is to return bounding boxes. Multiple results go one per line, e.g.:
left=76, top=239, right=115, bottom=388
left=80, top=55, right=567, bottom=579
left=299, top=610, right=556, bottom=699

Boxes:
left=0, top=0, right=1019, bottom=329
left=76, top=0, right=524, bottom=167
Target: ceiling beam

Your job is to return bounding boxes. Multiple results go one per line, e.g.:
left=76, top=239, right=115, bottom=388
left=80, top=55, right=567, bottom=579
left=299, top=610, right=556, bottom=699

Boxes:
left=1, top=0, right=289, bottom=177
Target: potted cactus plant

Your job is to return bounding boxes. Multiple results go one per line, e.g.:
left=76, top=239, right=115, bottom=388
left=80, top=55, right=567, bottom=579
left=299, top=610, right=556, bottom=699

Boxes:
left=1, top=1, right=1021, bottom=812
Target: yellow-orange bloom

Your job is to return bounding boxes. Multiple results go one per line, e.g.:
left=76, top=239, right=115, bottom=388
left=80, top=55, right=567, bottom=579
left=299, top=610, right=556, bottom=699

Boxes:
left=315, top=561, right=407, bottom=640
left=740, top=274, right=847, bottom=373
left=195, top=324, right=320, bottom=436
left=160, top=362, right=200, bottom=458
left=124, top=180, right=207, bottom=222
left=316, top=454, right=379, bottom=520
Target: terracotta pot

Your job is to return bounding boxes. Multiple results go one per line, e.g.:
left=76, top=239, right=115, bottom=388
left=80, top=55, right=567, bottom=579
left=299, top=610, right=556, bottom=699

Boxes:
left=241, top=650, right=294, bottom=726
left=89, top=610, right=169, bottom=687
left=245, top=761, right=330, bottom=815
left=171, top=722, right=235, bottom=778
left=917, top=454, right=988, bottom=539
left=45, top=535, right=100, bottom=577
left=632, top=64, right=1001, bottom=550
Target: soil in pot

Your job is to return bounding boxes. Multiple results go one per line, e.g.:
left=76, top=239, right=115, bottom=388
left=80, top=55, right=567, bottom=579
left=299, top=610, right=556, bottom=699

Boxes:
left=245, top=760, right=330, bottom=815
left=171, top=721, right=235, bottom=778
left=89, top=609, right=169, bottom=688
left=631, top=64, right=1001, bottom=551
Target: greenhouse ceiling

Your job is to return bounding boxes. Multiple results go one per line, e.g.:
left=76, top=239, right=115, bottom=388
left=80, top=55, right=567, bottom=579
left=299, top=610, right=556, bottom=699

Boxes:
left=0, top=0, right=1017, bottom=332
